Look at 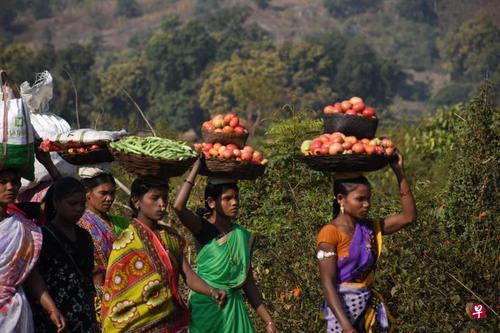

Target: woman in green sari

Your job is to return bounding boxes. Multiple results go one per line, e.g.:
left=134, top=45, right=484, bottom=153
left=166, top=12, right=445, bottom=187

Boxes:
left=174, top=159, right=278, bottom=333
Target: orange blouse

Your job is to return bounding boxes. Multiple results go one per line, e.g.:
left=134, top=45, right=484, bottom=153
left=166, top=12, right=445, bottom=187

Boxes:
left=316, top=221, right=383, bottom=287
left=316, top=224, right=352, bottom=258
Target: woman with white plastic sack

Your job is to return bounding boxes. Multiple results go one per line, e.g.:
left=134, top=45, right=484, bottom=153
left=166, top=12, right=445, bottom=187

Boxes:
left=76, top=164, right=129, bottom=323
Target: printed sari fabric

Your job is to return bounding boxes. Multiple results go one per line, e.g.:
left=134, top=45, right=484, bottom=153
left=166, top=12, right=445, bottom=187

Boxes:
left=0, top=214, right=42, bottom=333
left=28, top=223, right=99, bottom=332
left=78, top=210, right=129, bottom=322
left=318, top=219, right=395, bottom=333
left=101, top=219, right=189, bottom=333
left=78, top=210, right=129, bottom=275
left=189, top=224, right=256, bottom=333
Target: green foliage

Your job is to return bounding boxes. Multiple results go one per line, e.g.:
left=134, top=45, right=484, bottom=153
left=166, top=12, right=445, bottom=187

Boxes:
left=431, top=82, right=475, bottom=106
left=115, top=0, right=142, bottom=18
left=335, top=37, right=403, bottom=107
left=203, top=5, right=270, bottom=61
left=199, top=49, right=287, bottom=135
left=439, top=17, right=500, bottom=82
left=394, top=0, right=437, bottom=24
left=97, top=57, right=149, bottom=129
left=323, top=0, right=381, bottom=17
left=233, top=86, right=499, bottom=332
left=252, top=0, right=270, bottom=9
left=145, top=20, right=216, bottom=94
left=237, top=109, right=328, bottom=332
left=0, top=44, right=38, bottom=83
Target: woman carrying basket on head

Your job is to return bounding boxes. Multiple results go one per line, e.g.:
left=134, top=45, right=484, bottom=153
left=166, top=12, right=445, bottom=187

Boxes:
left=101, top=176, right=226, bottom=333
left=76, top=164, right=129, bottom=322
left=174, top=159, right=278, bottom=333
left=317, top=150, right=416, bottom=333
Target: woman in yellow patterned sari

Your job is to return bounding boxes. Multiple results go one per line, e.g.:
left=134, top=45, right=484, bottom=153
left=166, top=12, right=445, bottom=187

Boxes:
left=101, top=177, right=226, bottom=333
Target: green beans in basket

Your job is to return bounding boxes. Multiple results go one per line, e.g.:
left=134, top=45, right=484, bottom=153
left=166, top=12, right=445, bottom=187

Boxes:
left=110, top=136, right=197, bottom=160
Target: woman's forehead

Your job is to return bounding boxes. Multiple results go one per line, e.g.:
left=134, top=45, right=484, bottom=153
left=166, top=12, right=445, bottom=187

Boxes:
left=0, top=169, right=20, bottom=181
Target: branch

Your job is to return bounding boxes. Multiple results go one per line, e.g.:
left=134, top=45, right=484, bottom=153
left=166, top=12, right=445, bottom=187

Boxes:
left=62, top=69, right=79, bottom=129
left=119, top=86, right=157, bottom=137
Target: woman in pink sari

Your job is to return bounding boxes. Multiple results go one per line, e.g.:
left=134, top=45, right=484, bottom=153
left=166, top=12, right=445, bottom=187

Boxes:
left=0, top=168, right=42, bottom=332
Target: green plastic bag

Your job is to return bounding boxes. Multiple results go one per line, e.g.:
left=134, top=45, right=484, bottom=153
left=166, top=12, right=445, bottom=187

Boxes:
left=0, top=71, right=35, bottom=180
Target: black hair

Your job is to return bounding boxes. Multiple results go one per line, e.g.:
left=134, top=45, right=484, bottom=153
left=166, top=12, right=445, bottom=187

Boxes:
left=198, top=182, right=239, bottom=215
left=44, top=177, right=86, bottom=221
left=81, top=173, right=116, bottom=191
left=129, top=177, right=169, bottom=218
left=332, top=177, right=371, bottom=218
left=0, top=168, right=21, bottom=185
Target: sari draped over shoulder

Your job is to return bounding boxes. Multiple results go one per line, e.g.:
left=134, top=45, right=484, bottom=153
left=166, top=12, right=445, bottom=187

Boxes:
left=318, top=219, right=395, bottom=333
left=78, top=210, right=129, bottom=322
left=0, top=215, right=42, bottom=332
left=189, top=224, right=256, bottom=333
left=101, top=219, right=188, bottom=333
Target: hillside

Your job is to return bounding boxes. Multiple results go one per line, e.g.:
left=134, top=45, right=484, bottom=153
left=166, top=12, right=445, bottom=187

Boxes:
left=2, top=0, right=498, bottom=131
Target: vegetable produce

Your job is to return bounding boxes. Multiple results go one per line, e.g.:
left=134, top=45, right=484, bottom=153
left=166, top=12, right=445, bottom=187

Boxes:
left=323, top=96, right=377, bottom=118
left=194, top=142, right=268, bottom=165
left=301, top=132, right=395, bottom=156
left=110, top=136, right=197, bottom=160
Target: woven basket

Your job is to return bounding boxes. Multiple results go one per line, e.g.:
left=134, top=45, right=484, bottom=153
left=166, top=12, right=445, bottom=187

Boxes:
left=301, top=153, right=395, bottom=172
left=199, top=158, right=265, bottom=180
left=110, top=148, right=197, bottom=179
left=201, top=128, right=249, bottom=148
left=59, top=147, right=114, bottom=165
left=323, top=113, right=378, bottom=139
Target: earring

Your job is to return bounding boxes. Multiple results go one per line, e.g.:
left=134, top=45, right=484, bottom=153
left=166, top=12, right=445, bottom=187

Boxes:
left=340, top=204, right=345, bottom=215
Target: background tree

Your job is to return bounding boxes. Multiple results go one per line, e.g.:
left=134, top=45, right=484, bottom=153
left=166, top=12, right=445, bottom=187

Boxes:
left=199, top=49, right=287, bottom=136
left=115, top=0, right=142, bottom=18
left=438, top=17, right=500, bottom=82
left=335, top=37, right=404, bottom=106
left=395, top=0, right=438, bottom=24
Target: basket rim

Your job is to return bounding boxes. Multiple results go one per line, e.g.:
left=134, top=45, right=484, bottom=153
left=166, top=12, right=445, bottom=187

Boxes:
left=110, top=147, right=198, bottom=163
left=300, top=153, right=395, bottom=172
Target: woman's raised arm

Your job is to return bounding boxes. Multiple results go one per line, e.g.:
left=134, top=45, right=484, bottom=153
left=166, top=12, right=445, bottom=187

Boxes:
left=381, top=150, right=417, bottom=235
left=173, top=158, right=203, bottom=234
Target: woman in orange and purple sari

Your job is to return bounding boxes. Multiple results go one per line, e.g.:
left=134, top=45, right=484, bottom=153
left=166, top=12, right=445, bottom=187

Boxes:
left=317, top=151, right=416, bottom=333
left=101, top=177, right=226, bottom=333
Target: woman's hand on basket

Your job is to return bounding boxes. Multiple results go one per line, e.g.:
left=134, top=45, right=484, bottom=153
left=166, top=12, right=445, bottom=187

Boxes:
left=390, top=148, right=404, bottom=173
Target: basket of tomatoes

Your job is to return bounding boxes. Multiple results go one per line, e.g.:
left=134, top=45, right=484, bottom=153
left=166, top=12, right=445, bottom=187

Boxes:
left=299, top=132, right=396, bottom=172
left=322, top=97, right=378, bottom=139
left=57, top=143, right=114, bottom=165
left=201, top=113, right=249, bottom=149
left=195, top=143, right=267, bottom=180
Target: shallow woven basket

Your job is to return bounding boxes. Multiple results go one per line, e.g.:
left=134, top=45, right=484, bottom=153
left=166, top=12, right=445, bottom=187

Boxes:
left=59, top=147, right=114, bottom=165
left=301, top=153, right=395, bottom=172
left=111, top=148, right=197, bottom=179
left=201, top=128, right=249, bottom=148
left=199, top=158, right=265, bottom=180
left=323, top=113, right=379, bottom=139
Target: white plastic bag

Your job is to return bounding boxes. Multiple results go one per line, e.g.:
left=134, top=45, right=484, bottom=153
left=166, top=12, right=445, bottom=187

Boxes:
left=47, top=128, right=128, bottom=147
left=20, top=113, right=78, bottom=193
left=20, top=71, right=53, bottom=114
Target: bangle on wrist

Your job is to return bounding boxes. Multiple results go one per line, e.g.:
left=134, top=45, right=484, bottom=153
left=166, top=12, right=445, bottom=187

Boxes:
left=47, top=308, right=57, bottom=316
left=184, top=179, right=194, bottom=186
left=400, top=189, right=411, bottom=197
